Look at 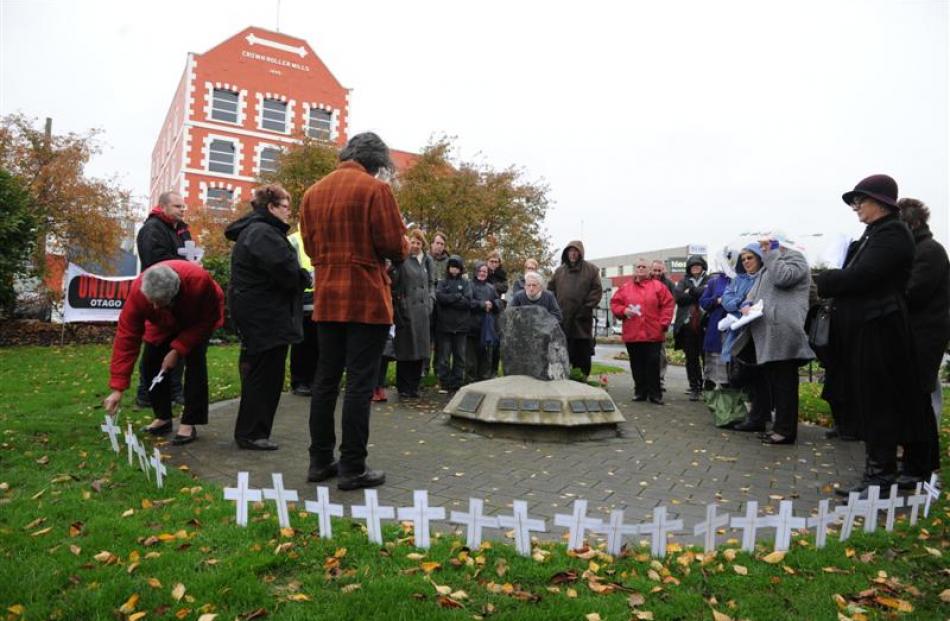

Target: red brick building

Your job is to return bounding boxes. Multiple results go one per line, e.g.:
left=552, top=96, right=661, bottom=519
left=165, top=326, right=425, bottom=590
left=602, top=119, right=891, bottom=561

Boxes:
left=149, top=27, right=350, bottom=210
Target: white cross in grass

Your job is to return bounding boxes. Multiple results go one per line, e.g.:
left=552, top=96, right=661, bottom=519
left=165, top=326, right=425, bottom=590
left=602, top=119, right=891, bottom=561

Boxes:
left=262, top=473, right=299, bottom=529
left=449, top=497, right=498, bottom=550
left=591, top=509, right=640, bottom=556
left=905, top=482, right=927, bottom=526
left=305, top=485, right=344, bottom=539
left=923, top=473, right=940, bottom=518
left=134, top=440, right=151, bottom=481
left=759, top=500, right=807, bottom=552
left=124, top=423, right=136, bottom=466
left=100, top=414, right=120, bottom=453
left=496, top=500, right=545, bottom=556
left=150, top=447, right=167, bottom=489
left=834, top=492, right=862, bottom=542
left=693, top=504, right=730, bottom=554
left=397, top=490, right=445, bottom=550
left=730, top=500, right=760, bottom=553
left=223, top=471, right=262, bottom=527
left=554, top=499, right=604, bottom=551
left=639, top=506, right=683, bottom=558
left=351, top=489, right=395, bottom=545
left=806, top=498, right=839, bottom=549
left=881, top=484, right=905, bottom=532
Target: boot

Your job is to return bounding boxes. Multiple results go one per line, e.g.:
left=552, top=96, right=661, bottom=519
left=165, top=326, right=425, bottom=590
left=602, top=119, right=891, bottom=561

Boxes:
left=836, top=455, right=896, bottom=497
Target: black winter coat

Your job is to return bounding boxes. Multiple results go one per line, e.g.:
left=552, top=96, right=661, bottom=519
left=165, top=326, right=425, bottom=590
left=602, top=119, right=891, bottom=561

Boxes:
left=435, top=275, right=473, bottom=334
left=469, top=278, right=501, bottom=336
left=815, top=214, right=934, bottom=446
left=225, top=210, right=308, bottom=354
left=137, top=214, right=191, bottom=269
left=906, top=225, right=950, bottom=391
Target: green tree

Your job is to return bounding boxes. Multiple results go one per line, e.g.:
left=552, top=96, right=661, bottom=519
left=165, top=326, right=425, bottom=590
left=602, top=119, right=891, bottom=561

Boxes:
left=394, top=136, right=553, bottom=271
left=258, top=136, right=339, bottom=221
left=0, top=114, right=131, bottom=281
left=0, top=169, right=38, bottom=315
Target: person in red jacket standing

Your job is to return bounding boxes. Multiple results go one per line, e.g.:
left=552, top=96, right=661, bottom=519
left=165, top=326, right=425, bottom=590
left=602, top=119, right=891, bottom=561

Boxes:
left=611, top=258, right=675, bottom=404
left=103, top=260, right=224, bottom=445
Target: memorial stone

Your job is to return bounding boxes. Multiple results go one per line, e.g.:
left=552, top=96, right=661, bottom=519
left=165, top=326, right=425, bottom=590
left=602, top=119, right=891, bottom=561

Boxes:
left=501, top=306, right=570, bottom=380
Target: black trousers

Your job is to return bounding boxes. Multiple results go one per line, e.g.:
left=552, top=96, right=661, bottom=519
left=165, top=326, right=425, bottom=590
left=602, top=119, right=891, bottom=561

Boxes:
left=377, top=358, right=390, bottom=387
left=465, top=336, right=493, bottom=383
left=234, top=344, right=288, bottom=441
left=436, top=332, right=466, bottom=389
left=567, top=337, right=593, bottom=377
left=747, top=359, right=800, bottom=438
left=396, top=360, right=424, bottom=395
left=680, top=331, right=704, bottom=391
left=626, top=341, right=661, bottom=399
left=309, top=322, right=389, bottom=476
left=142, top=339, right=208, bottom=424
left=290, top=316, right=319, bottom=389
left=136, top=352, right=183, bottom=403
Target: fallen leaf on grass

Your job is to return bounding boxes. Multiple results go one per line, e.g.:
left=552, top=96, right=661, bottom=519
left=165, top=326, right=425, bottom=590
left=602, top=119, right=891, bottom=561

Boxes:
left=436, top=595, right=463, bottom=609
left=449, top=590, right=468, bottom=601
left=6, top=604, right=25, bottom=618
left=341, top=583, right=361, bottom=594
left=566, top=588, right=578, bottom=598
left=495, top=558, right=508, bottom=577
left=420, top=561, right=441, bottom=574
left=147, top=578, right=162, bottom=589
left=69, top=545, right=81, bottom=556
left=172, top=582, right=186, bottom=602
left=31, top=527, right=52, bottom=537
left=406, top=552, right=426, bottom=561
left=761, top=551, right=786, bottom=564
left=550, top=571, right=578, bottom=584
left=118, top=593, right=139, bottom=614
left=924, top=547, right=942, bottom=558
left=823, top=567, right=849, bottom=574
left=732, top=565, right=748, bottom=576
left=628, top=592, right=646, bottom=607
left=711, top=610, right=733, bottom=621
left=279, top=527, right=295, bottom=538
left=93, top=551, right=117, bottom=564
left=632, top=612, right=654, bottom=621
left=128, top=613, right=147, bottom=621
left=197, top=615, right=218, bottom=621
left=874, top=596, right=913, bottom=613
left=287, top=593, right=311, bottom=602
left=68, top=522, right=84, bottom=537
left=585, top=614, right=602, bottom=621
left=23, top=517, right=45, bottom=530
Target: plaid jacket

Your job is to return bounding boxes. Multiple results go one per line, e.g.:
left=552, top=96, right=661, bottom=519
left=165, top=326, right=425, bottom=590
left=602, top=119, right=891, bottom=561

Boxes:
left=299, top=161, right=408, bottom=324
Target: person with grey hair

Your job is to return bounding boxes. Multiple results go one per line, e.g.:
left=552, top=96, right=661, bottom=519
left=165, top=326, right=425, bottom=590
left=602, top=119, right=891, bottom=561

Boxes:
left=133, top=190, right=192, bottom=408
left=509, top=271, right=562, bottom=322
left=103, top=261, right=224, bottom=445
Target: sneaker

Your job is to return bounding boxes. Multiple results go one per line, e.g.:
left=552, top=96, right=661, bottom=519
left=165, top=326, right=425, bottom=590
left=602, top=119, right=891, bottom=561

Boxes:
left=338, top=469, right=386, bottom=491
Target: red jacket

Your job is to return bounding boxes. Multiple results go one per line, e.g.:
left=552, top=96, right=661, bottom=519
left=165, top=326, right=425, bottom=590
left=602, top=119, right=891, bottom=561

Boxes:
left=299, top=160, right=409, bottom=324
left=610, top=278, right=674, bottom=343
left=109, top=260, right=224, bottom=390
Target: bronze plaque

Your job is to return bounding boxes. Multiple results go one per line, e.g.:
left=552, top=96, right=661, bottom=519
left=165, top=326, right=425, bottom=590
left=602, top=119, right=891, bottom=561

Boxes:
left=584, top=399, right=602, bottom=412
left=541, top=399, right=562, bottom=413
left=599, top=399, right=616, bottom=412
left=519, top=399, right=540, bottom=412
left=457, top=392, right=484, bottom=413
left=498, top=398, right=519, bottom=411
left=569, top=400, right=587, bottom=414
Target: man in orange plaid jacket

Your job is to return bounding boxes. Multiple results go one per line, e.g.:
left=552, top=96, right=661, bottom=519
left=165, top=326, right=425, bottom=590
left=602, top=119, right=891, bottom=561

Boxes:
left=299, top=132, right=409, bottom=491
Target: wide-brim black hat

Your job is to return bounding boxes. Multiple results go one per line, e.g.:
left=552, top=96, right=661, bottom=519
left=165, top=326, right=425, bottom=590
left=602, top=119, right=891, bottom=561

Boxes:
left=842, top=174, right=899, bottom=209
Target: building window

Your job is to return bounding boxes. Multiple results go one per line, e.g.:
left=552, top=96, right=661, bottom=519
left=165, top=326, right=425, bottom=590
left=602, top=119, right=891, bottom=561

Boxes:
left=308, top=108, right=331, bottom=140
left=617, top=266, right=624, bottom=276
left=208, top=139, right=236, bottom=174
left=261, top=99, right=287, bottom=132
left=211, top=89, right=239, bottom=123
left=259, top=147, right=280, bottom=174
left=206, top=188, right=234, bottom=210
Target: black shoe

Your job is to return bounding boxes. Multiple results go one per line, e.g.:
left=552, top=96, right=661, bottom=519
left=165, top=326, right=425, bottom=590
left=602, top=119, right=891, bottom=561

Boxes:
left=689, top=391, right=701, bottom=401
left=134, top=398, right=152, bottom=409
left=824, top=427, right=840, bottom=439
left=338, top=469, right=386, bottom=491
left=308, top=460, right=339, bottom=482
left=172, top=395, right=185, bottom=406
left=141, top=420, right=173, bottom=435
left=648, top=396, right=665, bottom=405
left=171, top=427, right=197, bottom=446
left=733, top=420, right=766, bottom=432
left=236, top=437, right=279, bottom=451
left=632, top=395, right=647, bottom=402
left=292, top=384, right=312, bottom=397
left=896, top=473, right=925, bottom=491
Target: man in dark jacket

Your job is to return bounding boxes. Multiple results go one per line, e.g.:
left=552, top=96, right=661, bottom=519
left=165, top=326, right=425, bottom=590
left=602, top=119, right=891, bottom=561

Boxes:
left=134, top=191, right=191, bottom=407
left=225, top=185, right=309, bottom=451
left=486, top=250, right=508, bottom=377
left=548, top=240, right=602, bottom=379
left=435, top=255, right=471, bottom=391
left=651, top=260, right=676, bottom=391
left=673, top=255, right=709, bottom=400
left=899, top=198, right=950, bottom=430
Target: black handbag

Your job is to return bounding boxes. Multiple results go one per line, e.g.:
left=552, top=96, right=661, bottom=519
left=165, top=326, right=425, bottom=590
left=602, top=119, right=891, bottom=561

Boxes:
left=808, top=302, right=832, bottom=349
left=726, top=340, right=757, bottom=389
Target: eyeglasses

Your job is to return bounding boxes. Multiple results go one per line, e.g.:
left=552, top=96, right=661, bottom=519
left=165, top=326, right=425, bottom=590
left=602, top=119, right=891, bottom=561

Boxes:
left=740, top=255, right=757, bottom=262
left=851, top=196, right=868, bottom=209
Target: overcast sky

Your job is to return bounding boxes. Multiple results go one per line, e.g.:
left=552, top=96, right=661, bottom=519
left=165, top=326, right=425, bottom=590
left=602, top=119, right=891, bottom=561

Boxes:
left=2, top=0, right=947, bottom=260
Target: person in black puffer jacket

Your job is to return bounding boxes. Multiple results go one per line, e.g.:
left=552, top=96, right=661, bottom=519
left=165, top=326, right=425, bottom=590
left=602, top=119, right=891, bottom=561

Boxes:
left=225, top=184, right=310, bottom=451
left=435, top=255, right=471, bottom=391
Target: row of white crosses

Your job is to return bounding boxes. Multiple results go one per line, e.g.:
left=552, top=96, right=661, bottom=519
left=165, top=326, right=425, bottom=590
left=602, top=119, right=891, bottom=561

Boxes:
left=100, top=413, right=168, bottom=489
left=224, top=471, right=941, bottom=557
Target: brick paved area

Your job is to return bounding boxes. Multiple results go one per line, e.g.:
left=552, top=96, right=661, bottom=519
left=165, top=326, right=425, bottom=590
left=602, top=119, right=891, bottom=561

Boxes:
left=169, top=356, right=866, bottom=543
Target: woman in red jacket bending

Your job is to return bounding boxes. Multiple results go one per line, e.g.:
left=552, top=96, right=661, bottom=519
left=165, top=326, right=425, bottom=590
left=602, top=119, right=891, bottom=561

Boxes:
left=610, top=258, right=675, bottom=404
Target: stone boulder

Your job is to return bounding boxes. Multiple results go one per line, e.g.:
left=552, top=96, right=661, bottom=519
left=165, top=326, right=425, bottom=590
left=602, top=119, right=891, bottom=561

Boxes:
left=501, top=305, right=570, bottom=380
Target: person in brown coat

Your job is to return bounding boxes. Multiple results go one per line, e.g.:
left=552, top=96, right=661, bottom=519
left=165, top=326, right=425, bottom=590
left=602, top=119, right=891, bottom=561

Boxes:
left=548, top=240, right=603, bottom=379
left=299, top=132, right=409, bottom=491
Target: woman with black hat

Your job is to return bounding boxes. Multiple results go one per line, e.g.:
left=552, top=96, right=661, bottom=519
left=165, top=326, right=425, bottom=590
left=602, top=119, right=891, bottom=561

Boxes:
left=815, top=174, right=940, bottom=497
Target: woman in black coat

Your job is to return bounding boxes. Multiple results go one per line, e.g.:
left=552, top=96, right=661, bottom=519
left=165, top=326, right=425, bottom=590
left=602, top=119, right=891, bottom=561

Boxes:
left=815, top=175, right=939, bottom=496
left=225, top=185, right=310, bottom=450
left=466, top=261, right=501, bottom=383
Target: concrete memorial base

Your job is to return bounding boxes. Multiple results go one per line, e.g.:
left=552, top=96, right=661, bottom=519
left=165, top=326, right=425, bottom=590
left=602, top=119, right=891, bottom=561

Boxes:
left=445, top=375, right=625, bottom=442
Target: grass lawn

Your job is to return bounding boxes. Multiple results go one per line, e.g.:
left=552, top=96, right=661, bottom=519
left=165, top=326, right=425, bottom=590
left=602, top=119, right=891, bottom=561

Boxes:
left=0, top=344, right=947, bottom=620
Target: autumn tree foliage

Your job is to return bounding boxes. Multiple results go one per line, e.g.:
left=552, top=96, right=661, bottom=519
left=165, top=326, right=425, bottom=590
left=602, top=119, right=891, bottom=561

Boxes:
left=0, top=114, right=131, bottom=278
left=394, top=137, right=553, bottom=270
left=258, top=136, right=339, bottom=221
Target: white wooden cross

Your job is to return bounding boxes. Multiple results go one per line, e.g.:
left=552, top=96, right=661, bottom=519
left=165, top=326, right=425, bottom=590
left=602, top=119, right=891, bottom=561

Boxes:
left=223, top=471, right=262, bottom=527
left=449, top=497, right=499, bottom=550
left=305, top=485, right=344, bottom=539
left=835, top=492, right=862, bottom=541
left=860, top=486, right=883, bottom=533
left=496, top=500, right=546, bottom=556
left=150, top=447, right=167, bottom=489
left=351, top=489, right=395, bottom=545
left=759, top=500, right=807, bottom=552
left=124, top=423, right=136, bottom=466
left=397, top=490, right=445, bottom=550
left=100, top=414, right=120, bottom=453
left=262, top=473, right=299, bottom=529
left=906, top=482, right=927, bottom=525
left=694, top=504, right=730, bottom=554
left=806, top=499, right=838, bottom=549
left=639, top=506, right=683, bottom=558
left=882, top=485, right=905, bottom=532
left=923, top=474, right=940, bottom=518
left=554, top=499, right=604, bottom=550
left=730, top=501, right=760, bottom=552
left=134, top=439, right=151, bottom=481
left=177, top=240, right=204, bottom=263
left=591, top=509, right=640, bottom=556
